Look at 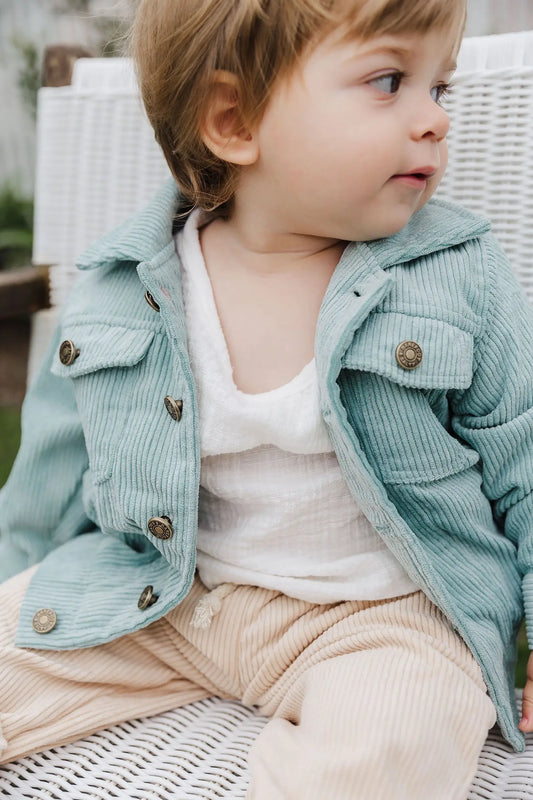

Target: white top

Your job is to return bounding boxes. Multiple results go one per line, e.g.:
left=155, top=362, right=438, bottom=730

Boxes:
left=175, top=209, right=418, bottom=602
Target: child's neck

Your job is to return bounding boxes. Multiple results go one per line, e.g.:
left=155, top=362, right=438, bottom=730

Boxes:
left=204, top=216, right=345, bottom=280
left=207, top=183, right=346, bottom=278
left=198, top=200, right=346, bottom=395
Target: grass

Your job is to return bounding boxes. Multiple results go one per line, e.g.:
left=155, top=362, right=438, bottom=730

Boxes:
left=0, top=405, right=529, bottom=684
left=0, top=406, right=21, bottom=488
left=0, top=186, right=33, bottom=270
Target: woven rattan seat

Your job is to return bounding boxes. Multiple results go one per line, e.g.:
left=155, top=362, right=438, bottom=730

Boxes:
left=0, top=692, right=531, bottom=799
left=4, top=28, right=533, bottom=800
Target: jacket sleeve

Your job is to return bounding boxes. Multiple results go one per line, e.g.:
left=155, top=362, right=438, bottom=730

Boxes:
left=451, top=234, right=533, bottom=646
left=0, top=315, right=92, bottom=583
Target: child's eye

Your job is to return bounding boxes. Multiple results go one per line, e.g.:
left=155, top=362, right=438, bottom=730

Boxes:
left=431, top=82, right=453, bottom=104
left=368, top=71, right=404, bottom=95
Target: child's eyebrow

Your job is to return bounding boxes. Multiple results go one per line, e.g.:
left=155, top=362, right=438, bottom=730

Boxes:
left=344, top=44, right=457, bottom=73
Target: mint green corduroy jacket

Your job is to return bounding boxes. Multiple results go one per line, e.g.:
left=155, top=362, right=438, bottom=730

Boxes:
left=1, top=179, right=532, bottom=752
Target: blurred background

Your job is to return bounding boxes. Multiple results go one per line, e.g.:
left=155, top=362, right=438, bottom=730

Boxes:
left=0, top=0, right=532, bottom=679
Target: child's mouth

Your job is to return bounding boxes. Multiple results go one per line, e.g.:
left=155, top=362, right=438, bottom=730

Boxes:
left=391, top=170, right=435, bottom=189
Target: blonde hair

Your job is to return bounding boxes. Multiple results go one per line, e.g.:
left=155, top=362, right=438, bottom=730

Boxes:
left=130, top=0, right=466, bottom=217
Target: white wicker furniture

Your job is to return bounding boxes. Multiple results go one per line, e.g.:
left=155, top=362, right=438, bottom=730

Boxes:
left=0, top=692, right=530, bottom=800
left=2, top=29, right=533, bottom=800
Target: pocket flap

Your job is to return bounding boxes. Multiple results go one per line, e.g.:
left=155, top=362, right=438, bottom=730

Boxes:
left=341, top=312, right=473, bottom=390
left=51, top=323, right=155, bottom=378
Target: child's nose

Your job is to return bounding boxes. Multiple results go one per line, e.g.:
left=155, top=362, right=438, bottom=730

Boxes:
left=411, top=97, right=450, bottom=143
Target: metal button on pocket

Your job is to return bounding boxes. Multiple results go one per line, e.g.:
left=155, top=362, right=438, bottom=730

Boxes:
left=59, top=340, right=80, bottom=366
left=148, top=516, right=174, bottom=540
left=138, top=585, right=159, bottom=610
left=144, top=291, right=160, bottom=312
left=164, top=396, right=183, bottom=421
left=395, top=340, right=423, bottom=370
left=32, top=608, right=57, bottom=633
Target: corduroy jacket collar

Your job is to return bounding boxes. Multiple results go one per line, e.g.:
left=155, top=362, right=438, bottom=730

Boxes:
left=76, top=177, right=491, bottom=274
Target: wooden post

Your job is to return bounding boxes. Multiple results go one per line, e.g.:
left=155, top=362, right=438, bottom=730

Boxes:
left=0, top=266, right=49, bottom=319
left=42, top=44, right=94, bottom=87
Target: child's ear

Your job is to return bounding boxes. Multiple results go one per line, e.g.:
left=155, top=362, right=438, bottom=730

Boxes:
left=199, top=70, right=259, bottom=165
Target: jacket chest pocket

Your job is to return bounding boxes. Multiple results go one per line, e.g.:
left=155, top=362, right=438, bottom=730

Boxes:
left=339, top=312, right=479, bottom=484
left=51, top=322, right=155, bottom=484
left=341, top=311, right=474, bottom=390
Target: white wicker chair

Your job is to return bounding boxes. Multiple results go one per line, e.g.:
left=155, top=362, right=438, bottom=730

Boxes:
left=2, top=29, right=533, bottom=800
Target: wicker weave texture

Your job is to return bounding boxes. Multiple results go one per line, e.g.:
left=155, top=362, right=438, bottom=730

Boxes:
left=438, top=67, right=533, bottom=301
left=0, top=693, right=531, bottom=799
left=0, top=698, right=265, bottom=800
left=33, top=65, right=171, bottom=306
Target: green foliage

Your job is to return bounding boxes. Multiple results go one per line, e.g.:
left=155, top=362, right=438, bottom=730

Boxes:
left=0, top=186, right=34, bottom=270
left=0, top=407, right=21, bottom=489
left=0, top=187, right=33, bottom=230
left=11, top=36, right=41, bottom=119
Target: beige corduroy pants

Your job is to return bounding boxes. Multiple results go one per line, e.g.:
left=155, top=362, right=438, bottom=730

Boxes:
left=0, top=565, right=496, bottom=799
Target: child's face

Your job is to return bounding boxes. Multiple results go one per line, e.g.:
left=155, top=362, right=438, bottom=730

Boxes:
left=251, top=26, right=458, bottom=243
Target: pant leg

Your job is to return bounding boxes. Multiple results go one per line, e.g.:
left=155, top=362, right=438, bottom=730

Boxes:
left=1, top=565, right=497, bottom=795
left=0, top=566, right=293, bottom=765
left=0, top=566, right=218, bottom=764
left=243, top=590, right=496, bottom=800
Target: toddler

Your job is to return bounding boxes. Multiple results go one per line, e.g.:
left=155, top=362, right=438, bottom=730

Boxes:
left=1, top=0, right=533, bottom=797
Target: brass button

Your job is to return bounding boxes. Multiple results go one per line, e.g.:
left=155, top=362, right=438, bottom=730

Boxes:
left=148, top=516, right=174, bottom=540
left=138, top=585, right=159, bottom=610
left=395, top=340, right=423, bottom=370
left=32, top=608, right=57, bottom=634
left=144, top=291, right=160, bottom=312
left=164, top=396, right=183, bottom=421
left=59, top=340, right=80, bottom=366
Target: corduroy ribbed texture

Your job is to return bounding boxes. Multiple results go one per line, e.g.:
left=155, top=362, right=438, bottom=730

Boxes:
left=0, top=565, right=496, bottom=800
left=0, top=181, right=531, bottom=753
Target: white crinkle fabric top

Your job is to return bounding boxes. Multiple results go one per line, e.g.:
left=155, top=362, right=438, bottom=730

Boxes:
left=175, top=209, right=418, bottom=602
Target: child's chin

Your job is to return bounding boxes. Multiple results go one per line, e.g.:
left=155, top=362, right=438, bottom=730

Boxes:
left=368, top=217, right=417, bottom=241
